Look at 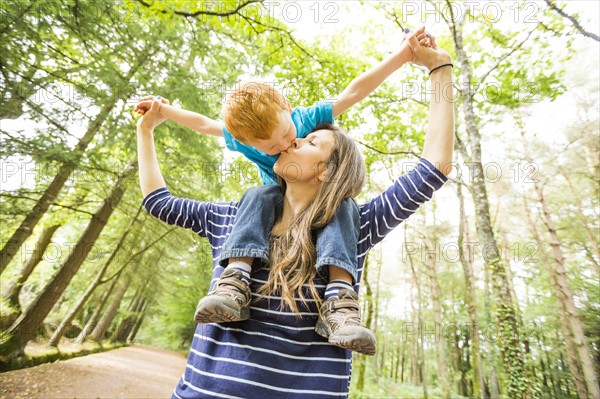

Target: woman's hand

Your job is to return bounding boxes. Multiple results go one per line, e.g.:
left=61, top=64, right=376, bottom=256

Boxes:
left=405, top=27, right=452, bottom=72
left=136, top=96, right=169, bottom=132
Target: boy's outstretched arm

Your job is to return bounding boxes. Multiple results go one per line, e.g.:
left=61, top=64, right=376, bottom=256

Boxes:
left=135, top=95, right=223, bottom=137
left=332, top=27, right=427, bottom=118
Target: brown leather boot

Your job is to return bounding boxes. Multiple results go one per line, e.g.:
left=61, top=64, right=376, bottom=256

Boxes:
left=194, top=268, right=252, bottom=323
left=315, top=288, right=376, bottom=355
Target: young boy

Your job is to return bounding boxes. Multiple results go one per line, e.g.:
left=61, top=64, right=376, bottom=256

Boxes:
left=134, top=29, right=421, bottom=355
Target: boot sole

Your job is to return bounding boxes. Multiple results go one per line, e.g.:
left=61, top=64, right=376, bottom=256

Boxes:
left=315, top=320, right=377, bottom=356
left=195, top=296, right=250, bottom=324
left=315, top=320, right=331, bottom=339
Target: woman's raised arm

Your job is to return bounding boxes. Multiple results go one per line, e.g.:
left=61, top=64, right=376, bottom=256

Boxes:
left=136, top=98, right=168, bottom=197
left=422, top=66, right=454, bottom=176
left=406, top=30, right=455, bottom=176
left=356, top=32, right=454, bottom=253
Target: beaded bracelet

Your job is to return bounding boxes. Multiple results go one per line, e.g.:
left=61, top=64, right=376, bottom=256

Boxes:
left=429, top=63, right=454, bottom=75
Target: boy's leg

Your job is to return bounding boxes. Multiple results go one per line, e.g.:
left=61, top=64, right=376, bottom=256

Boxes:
left=314, top=198, right=377, bottom=356
left=195, top=185, right=283, bottom=323
left=315, top=197, right=360, bottom=283
left=219, top=185, right=283, bottom=267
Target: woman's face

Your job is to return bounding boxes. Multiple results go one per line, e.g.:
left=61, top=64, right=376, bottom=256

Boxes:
left=273, top=129, right=336, bottom=184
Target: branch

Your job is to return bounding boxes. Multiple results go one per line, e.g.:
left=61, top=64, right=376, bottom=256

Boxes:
left=544, top=0, right=600, bottom=41
left=369, top=94, right=428, bottom=108
left=446, top=0, right=466, bottom=28
left=423, top=0, right=458, bottom=47
left=136, top=0, right=321, bottom=64
left=375, top=5, right=406, bottom=32
left=424, top=0, right=451, bottom=28
left=100, top=227, right=177, bottom=284
left=355, top=139, right=420, bottom=158
left=0, top=192, right=43, bottom=203
left=238, top=15, right=320, bottom=62
left=475, top=26, right=538, bottom=92
left=0, top=129, right=40, bottom=152
left=539, top=21, right=573, bottom=38
left=135, top=0, right=262, bottom=18
left=0, top=192, right=98, bottom=216
left=0, top=1, right=36, bottom=36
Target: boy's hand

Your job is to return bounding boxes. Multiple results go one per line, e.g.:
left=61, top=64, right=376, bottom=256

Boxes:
left=136, top=98, right=168, bottom=132
left=134, top=95, right=170, bottom=116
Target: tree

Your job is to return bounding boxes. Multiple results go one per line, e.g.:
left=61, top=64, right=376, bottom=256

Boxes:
left=519, top=128, right=599, bottom=399
left=0, top=0, right=161, bottom=273
left=543, top=0, right=600, bottom=42
left=0, top=164, right=135, bottom=359
left=2, top=223, right=62, bottom=312
left=421, top=219, right=451, bottom=398
left=456, top=182, right=486, bottom=399
left=47, top=206, right=143, bottom=347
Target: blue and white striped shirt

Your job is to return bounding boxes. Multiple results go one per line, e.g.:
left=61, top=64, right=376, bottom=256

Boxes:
left=142, top=158, right=448, bottom=398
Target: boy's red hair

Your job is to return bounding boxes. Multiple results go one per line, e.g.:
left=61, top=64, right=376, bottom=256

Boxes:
left=222, top=82, right=288, bottom=143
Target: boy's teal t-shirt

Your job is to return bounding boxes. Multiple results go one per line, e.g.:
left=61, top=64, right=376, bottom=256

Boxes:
left=222, top=102, right=334, bottom=185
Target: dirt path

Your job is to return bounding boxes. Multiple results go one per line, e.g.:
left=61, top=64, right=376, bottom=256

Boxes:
left=0, top=345, right=187, bottom=399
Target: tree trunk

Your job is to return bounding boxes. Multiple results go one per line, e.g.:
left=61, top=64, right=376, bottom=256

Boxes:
left=543, top=339, right=559, bottom=398
left=499, top=230, right=536, bottom=359
left=405, top=225, right=428, bottom=398
left=534, top=188, right=600, bottom=399
left=0, top=165, right=135, bottom=359
left=355, top=254, right=373, bottom=391
left=3, top=223, right=61, bottom=310
left=400, top=340, right=405, bottom=382
left=410, top=270, right=420, bottom=386
left=456, top=329, right=469, bottom=398
left=75, top=273, right=120, bottom=344
left=524, top=195, right=588, bottom=398
left=422, top=226, right=450, bottom=398
left=562, top=172, right=600, bottom=271
left=374, top=251, right=383, bottom=376
left=519, top=130, right=599, bottom=399
left=452, top=21, right=535, bottom=398
left=48, top=206, right=143, bottom=347
left=538, top=331, right=558, bottom=398
left=90, top=272, right=132, bottom=342
left=0, top=51, right=148, bottom=274
left=456, top=183, right=487, bottom=399
left=112, top=293, right=142, bottom=343
left=127, top=297, right=148, bottom=340
left=112, top=275, right=150, bottom=343
left=489, top=368, right=501, bottom=399
left=392, top=344, right=397, bottom=379
left=128, top=299, right=149, bottom=343
left=373, top=250, right=383, bottom=335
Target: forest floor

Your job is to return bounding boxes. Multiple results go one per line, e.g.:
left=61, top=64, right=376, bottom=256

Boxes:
left=0, top=344, right=186, bottom=398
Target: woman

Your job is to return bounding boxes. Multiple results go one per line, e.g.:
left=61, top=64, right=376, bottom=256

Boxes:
left=136, top=30, right=454, bottom=398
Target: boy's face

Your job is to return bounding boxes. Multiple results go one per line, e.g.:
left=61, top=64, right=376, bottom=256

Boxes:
left=274, top=129, right=335, bottom=184
left=246, top=111, right=297, bottom=156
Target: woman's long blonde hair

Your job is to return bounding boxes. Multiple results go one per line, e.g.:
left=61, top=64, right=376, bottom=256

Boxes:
left=259, top=123, right=366, bottom=314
